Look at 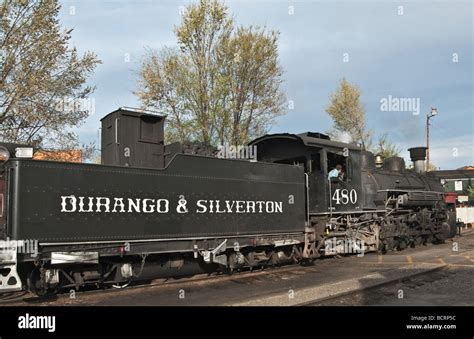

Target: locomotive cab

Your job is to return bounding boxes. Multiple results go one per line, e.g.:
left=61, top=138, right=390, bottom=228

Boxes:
left=249, top=132, right=364, bottom=215
left=251, top=133, right=455, bottom=258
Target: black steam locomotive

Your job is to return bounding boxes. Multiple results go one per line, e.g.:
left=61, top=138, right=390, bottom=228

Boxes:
left=0, top=108, right=456, bottom=295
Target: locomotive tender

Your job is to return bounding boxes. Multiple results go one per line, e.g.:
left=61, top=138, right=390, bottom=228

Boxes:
left=0, top=108, right=456, bottom=295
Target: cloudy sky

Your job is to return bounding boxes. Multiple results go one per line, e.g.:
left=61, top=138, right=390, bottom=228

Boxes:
left=59, top=0, right=473, bottom=169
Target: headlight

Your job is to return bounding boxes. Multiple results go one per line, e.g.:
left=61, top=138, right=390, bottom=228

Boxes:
left=0, top=146, right=10, bottom=163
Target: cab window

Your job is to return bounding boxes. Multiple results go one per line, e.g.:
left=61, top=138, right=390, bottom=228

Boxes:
left=327, top=151, right=349, bottom=181
left=275, top=156, right=307, bottom=172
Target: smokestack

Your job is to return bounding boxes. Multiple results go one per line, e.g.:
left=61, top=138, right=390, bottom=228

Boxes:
left=408, top=147, right=427, bottom=174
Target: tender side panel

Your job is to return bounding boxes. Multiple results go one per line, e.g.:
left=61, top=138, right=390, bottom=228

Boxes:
left=9, top=155, right=305, bottom=242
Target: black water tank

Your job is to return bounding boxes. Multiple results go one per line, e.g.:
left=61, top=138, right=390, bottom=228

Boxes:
left=384, top=156, right=405, bottom=172
left=101, top=108, right=165, bottom=168
left=408, top=147, right=427, bottom=161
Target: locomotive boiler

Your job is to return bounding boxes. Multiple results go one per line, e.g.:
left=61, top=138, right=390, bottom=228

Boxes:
left=250, top=133, right=456, bottom=257
left=0, top=108, right=456, bottom=295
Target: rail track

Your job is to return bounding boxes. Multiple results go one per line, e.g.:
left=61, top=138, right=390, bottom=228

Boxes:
left=299, top=265, right=448, bottom=306
left=0, top=261, right=307, bottom=305
left=1, top=230, right=472, bottom=306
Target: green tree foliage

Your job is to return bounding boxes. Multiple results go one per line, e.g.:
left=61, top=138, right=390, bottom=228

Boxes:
left=0, top=0, right=101, bottom=148
left=136, top=0, right=285, bottom=145
left=374, top=133, right=401, bottom=158
left=325, top=78, right=371, bottom=150
left=467, top=185, right=474, bottom=199
left=326, top=78, right=401, bottom=157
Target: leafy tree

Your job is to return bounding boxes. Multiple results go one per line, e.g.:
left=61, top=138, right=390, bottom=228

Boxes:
left=136, top=0, right=285, bottom=145
left=325, top=78, right=371, bottom=150
left=137, top=48, right=194, bottom=143
left=374, top=133, right=401, bottom=158
left=0, top=0, right=101, bottom=148
left=218, top=26, right=285, bottom=144
left=467, top=185, right=474, bottom=199
left=326, top=79, right=403, bottom=159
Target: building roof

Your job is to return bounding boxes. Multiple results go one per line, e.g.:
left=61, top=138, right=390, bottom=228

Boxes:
left=100, top=107, right=166, bottom=121
left=428, top=169, right=474, bottom=179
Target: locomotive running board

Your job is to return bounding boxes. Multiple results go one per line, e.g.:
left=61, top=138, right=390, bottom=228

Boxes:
left=0, top=240, right=23, bottom=292
left=310, top=209, right=387, bottom=216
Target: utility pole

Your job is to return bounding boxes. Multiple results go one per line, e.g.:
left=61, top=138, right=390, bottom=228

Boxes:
left=426, top=107, right=437, bottom=172
left=426, top=115, right=430, bottom=171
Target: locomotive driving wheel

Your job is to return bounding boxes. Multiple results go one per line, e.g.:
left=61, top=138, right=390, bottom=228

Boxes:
left=434, top=222, right=451, bottom=243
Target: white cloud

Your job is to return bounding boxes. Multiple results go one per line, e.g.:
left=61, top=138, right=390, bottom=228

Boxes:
left=56, top=0, right=472, bottom=172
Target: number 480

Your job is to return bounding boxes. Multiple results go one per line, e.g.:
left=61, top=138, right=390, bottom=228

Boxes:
left=332, top=189, right=357, bottom=204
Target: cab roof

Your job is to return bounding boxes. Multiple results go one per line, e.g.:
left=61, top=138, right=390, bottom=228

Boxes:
left=249, top=132, right=362, bottom=152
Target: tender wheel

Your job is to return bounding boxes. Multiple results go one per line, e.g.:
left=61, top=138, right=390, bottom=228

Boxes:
left=197, top=259, right=219, bottom=275
left=27, top=267, right=59, bottom=297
